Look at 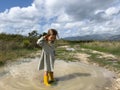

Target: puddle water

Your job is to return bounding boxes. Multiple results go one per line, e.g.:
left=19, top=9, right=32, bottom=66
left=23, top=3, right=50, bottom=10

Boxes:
left=0, top=58, right=115, bottom=90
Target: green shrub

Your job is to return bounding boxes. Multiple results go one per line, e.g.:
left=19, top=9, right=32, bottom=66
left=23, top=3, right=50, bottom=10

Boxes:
left=22, top=39, right=31, bottom=48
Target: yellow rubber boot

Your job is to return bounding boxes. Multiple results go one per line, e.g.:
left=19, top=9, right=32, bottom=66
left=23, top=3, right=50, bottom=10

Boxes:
left=48, top=72, right=54, bottom=82
left=44, top=75, right=51, bottom=86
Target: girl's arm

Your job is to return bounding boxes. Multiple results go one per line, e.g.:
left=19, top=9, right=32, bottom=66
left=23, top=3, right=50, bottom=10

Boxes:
left=37, top=36, right=45, bottom=47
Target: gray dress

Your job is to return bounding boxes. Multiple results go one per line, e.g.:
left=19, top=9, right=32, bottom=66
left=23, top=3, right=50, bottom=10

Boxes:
left=37, top=37, right=55, bottom=72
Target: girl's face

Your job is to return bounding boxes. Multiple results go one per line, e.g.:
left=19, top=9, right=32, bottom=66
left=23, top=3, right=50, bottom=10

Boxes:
left=47, top=30, right=57, bottom=42
left=48, top=35, right=56, bottom=41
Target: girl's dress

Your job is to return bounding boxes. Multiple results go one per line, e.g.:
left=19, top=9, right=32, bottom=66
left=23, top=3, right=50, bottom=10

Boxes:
left=37, top=37, right=55, bottom=72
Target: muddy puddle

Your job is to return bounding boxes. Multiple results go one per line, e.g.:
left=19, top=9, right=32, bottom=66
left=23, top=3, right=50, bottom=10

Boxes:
left=0, top=57, right=116, bottom=90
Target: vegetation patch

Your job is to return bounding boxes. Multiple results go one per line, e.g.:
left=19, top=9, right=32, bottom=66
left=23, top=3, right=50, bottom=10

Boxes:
left=56, top=47, right=76, bottom=62
left=56, top=40, right=120, bottom=73
left=79, top=41, right=120, bottom=56
left=0, top=32, right=40, bottom=66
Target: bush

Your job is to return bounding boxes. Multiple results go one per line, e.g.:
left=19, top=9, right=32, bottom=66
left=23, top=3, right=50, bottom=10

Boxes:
left=22, top=39, right=31, bottom=48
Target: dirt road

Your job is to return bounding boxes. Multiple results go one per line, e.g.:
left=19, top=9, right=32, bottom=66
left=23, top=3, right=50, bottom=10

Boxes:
left=0, top=57, right=116, bottom=90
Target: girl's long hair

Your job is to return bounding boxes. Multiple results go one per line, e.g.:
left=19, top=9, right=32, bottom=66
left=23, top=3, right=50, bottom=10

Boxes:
left=47, top=29, right=59, bottom=39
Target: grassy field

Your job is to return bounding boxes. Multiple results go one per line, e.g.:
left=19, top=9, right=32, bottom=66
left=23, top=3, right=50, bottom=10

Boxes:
left=79, top=41, right=120, bottom=72
left=59, top=40, right=120, bottom=56
left=0, top=48, right=38, bottom=65
left=55, top=40, right=120, bottom=72
left=80, top=41, right=120, bottom=56
left=0, top=35, right=120, bottom=72
left=0, top=33, right=39, bottom=66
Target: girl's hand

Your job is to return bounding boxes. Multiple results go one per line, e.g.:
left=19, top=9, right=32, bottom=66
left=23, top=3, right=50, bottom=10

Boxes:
left=43, top=35, right=49, bottom=40
left=48, top=35, right=56, bottom=41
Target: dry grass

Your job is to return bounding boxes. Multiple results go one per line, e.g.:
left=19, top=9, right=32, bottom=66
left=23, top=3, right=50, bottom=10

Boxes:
left=0, top=40, right=38, bottom=66
left=80, top=41, right=120, bottom=56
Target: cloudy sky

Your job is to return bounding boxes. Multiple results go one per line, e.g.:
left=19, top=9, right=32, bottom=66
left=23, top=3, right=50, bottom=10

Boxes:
left=0, top=0, right=120, bottom=38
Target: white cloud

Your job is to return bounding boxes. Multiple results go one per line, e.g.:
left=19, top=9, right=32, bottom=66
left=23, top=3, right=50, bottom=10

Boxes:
left=57, top=12, right=73, bottom=22
left=105, top=7, right=120, bottom=16
left=50, top=23, right=61, bottom=28
left=0, top=0, right=120, bottom=38
left=64, top=22, right=84, bottom=29
left=46, top=0, right=115, bottom=21
left=0, top=3, right=41, bottom=35
left=65, top=30, right=71, bottom=34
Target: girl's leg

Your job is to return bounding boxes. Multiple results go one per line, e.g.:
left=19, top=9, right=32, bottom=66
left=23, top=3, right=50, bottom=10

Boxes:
left=44, top=71, right=51, bottom=86
left=48, top=71, right=54, bottom=82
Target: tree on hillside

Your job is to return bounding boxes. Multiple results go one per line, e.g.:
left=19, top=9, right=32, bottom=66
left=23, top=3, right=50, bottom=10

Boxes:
left=28, top=30, right=40, bottom=48
left=28, top=30, right=39, bottom=38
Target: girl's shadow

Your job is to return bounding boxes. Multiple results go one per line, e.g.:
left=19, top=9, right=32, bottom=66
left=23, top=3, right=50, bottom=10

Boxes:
left=57, top=72, right=91, bottom=81
left=52, top=72, right=91, bottom=85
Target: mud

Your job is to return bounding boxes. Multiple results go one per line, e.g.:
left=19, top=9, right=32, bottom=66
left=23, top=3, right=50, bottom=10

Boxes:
left=0, top=58, right=116, bottom=90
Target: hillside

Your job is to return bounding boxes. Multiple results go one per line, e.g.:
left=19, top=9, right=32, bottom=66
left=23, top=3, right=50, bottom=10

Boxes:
left=63, top=34, right=120, bottom=41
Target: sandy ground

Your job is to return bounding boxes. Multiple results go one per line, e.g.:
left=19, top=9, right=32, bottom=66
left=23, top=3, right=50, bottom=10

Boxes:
left=74, top=52, right=120, bottom=90
left=64, top=46, right=120, bottom=90
left=0, top=56, right=116, bottom=90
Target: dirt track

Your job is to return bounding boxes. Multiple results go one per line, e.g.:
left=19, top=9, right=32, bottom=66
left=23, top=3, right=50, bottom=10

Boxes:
left=0, top=57, right=116, bottom=90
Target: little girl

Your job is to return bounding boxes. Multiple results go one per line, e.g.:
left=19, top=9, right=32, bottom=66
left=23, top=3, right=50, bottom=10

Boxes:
left=37, top=29, right=58, bottom=86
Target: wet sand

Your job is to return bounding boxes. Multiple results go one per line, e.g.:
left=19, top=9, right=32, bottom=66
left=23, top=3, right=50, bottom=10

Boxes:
left=0, top=57, right=116, bottom=90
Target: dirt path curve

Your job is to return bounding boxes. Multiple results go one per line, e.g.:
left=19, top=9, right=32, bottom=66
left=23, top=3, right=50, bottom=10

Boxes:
left=0, top=56, right=116, bottom=90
